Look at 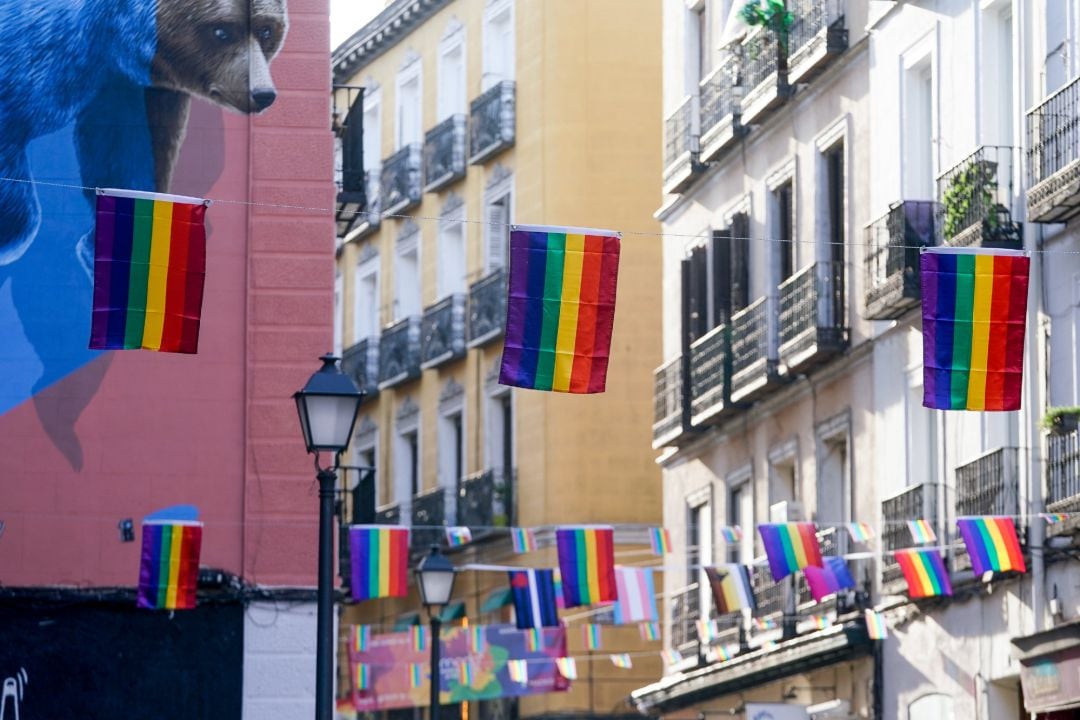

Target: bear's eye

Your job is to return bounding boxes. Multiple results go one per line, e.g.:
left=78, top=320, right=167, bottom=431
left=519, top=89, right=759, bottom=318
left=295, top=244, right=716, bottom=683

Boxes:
left=213, top=27, right=232, bottom=42
left=257, top=27, right=274, bottom=42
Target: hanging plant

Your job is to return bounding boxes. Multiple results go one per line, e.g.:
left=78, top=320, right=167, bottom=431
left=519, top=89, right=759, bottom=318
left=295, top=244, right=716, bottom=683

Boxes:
left=942, top=159, right=998, bottom=239
left=740, top=0, right=795, bottom=52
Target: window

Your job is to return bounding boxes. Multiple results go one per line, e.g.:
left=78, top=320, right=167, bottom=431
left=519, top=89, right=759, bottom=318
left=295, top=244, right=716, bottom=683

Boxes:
left=817, top=417, right=851, bottom=553
left=439, top=412, right=464, bottom=488
left=439, top=204, right=467, bottom=297
left=333, top=271, right=343, bottom=355
left=395, top=57, right=422, bottom=149
left=482, top=0, right=514, bottom=89
left=980, top=3, right=1014, bottom=145
left=768, top=441, right=797, bottom=510
left=363, top=87, right=382, bottom=173
left=354, top=253, right=380, bottom=339
left=727, top=480, right=751, bottom=563
left=687, top=497, right=712, bottom=615
left=393, top=399, right=421, bottom=510
left=906, top=369, right=937, bottom=486
left=902, top=56, right=934, bottom=199
left=395, top=227, right=421, bottom=319
left=486, top=387, right=514, bottom=524
left=825, top=144, right=844, bottom=265
left=692, top=1, right=712, bottom=84
left=680, top=217, right=749, bottom=349
left=771, top=180, right=795, bottom=285
left=483, top=178, right=513, bottom=272
left=438, top=22, right=467, bottom=119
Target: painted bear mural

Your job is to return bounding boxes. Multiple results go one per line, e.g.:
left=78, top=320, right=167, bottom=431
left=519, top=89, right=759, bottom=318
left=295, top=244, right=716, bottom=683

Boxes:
left=0, top=0, right=288, bottom=466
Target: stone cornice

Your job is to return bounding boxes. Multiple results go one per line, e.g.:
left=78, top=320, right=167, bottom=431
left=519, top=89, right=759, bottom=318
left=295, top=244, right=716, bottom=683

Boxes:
left=333, top=0, right=454, bottom=84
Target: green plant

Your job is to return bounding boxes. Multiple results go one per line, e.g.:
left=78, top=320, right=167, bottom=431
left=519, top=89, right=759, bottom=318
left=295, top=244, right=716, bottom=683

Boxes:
left=942, top=159, right=999, bottom=238
left=740, top=0, right=794, bottom=52
left=1041, top=406, right=1080, bottom=432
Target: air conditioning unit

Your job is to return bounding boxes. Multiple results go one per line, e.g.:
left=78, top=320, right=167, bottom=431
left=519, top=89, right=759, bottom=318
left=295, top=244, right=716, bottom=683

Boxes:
left=770, top=501, right=804, bottom=523
left=807, top=699, right=854, bottom=719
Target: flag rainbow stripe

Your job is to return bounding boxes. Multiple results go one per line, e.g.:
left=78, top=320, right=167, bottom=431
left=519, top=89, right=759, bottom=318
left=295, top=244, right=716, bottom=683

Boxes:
left=864, top=609, right=888, bottom=640
left=555, top=657, right=578, bottom=680
left=752, top=617, right=777, bottom=631
left=355, top=664, right=371, bottom=691
left=446, top=526, right=472, bottom=547
left=555, top=526, right=617, bottom=607
left=91, top=189, right=208, bottom=353
left=411, top=626, right=427, bottom=652
left=511, top=527, right=537, bottom=553
left=695, top=619, right=716, bottom=643
left=499, top=226, right=621, bottom=393
left=349, top=526, right=409, bottom=602
left=704, top=564, right=755, bottom=615
left=907, top=519, right=937, bottom=544
left=507, top=659, right=529, bottom=684
left=895, top=548, right=952, bottom=598
left=137, top=521, right=202, bottom=610
left=847, top=522, right=874, bottom=543
left=957, top=516, right=1026, bottom=575
left=409, top=664, right=424, bottom=689
left=660, top=649, right=683, bottom=666
left=610, top=653, right=633, bottom=669
left=525, top=628, right=542, bottom=652
left=639, top=621, right=660, bottom=641
left=758, top=523, right=824, bottom=581
left=584, top=624, right=602, bottom=650
left=649, top=527, right=672, bottom=555
left=920, top=248, right=1030, bottom=411
left=809, top=615, right=832, bottom=630
left=459, top=660, right=474, bottom=686
left=718, top=526, right=743, bottom=543
left=714, top=645, right=735, bottom=661
left=352, top=625, right=371, bottom=652
left=1040, top=513, right=1068, bottom=524
left=470, top=626, right=485, bottom=653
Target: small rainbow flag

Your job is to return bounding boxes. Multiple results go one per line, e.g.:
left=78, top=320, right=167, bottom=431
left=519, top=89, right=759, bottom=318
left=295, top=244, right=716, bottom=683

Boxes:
left=355, top=664, right=371, bottom=691
left=507, top=659, right=529, bottom=684
left=714, top=645, right=735, bottom=662
left=349, top=526, right=409, bottom=602
left=408, top=664, right=424, bottom=689
left=808, top=615, right=832, bottom=630
left=718, top=526, right=743, bottom=543
left=803, top=556, right=856, bottom=603
left=499, top=225, right=621, bottom=393
left=90, top=189, right=209, bottom=353
left=446, top=526, right=473, bottom=547
left=752, top=617, right=777, bottom=631
left=459, top=660, right=474, bottom=686
left=907, top=519, right=937, bottom=544
left=584, top=624, right=603, bottom=650
left=758, top=523, right=824, bottom=581
left=660, top=649, right=683, bottom=666
left=649, top=527, right=672, bottom=555
left=352, top=625, right=371, bottom=652
left=864, top=609, right=888, bottom=640
left=555, top=657, right=578, bottom=680
left=639, top=621, right=660, bottom=641
left=555, top=526, right=617, bottom=607
left=411, top=626, right=427, bottom=652
left=920, top=247, right=1030, bottom=411
left=553, top=569, right=566, bottom=609
left=704, top=564, right=755, bottom=615
left=847, top=522, right=875, bottom=543
left=470, top=626, right=485, bottom=653
left=137, top=520, right=203, bottom=610
left=511, top=527, right=537, bottom=553
left=695, top=619, right=716, bottom=643
left=895, top=548, right=952, bottom=598
left=525, top=628, right=542, bottom=652
left=957, top=516, right=1026, bottom=576
left=610, top=654, right=633, bottom=669
left=1040, top=513, right=1068, bottom=524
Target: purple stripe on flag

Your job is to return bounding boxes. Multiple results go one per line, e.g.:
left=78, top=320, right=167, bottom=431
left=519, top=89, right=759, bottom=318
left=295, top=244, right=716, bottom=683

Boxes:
left=499, top=230, right=531, bottom=386
left=921, top=251, right=939, bottom=404
left=90, top=195, right=118, bottom=348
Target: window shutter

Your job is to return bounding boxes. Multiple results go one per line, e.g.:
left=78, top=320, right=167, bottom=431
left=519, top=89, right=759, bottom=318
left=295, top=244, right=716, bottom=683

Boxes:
left=680, top=258, right=693, bottom=355
left=686, top=244, right=708, bottom=343
left=485, top=197, right=508, bottom=271
left=341, top=91, right=365, bottom=194
left=711, top=229, right=733, bottom=325
left=730, top=213, right=750, bottom=314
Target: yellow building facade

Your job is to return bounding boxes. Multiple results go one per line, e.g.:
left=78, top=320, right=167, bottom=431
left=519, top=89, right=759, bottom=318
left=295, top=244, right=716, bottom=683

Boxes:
left=331, top=0, right=663, bottom=716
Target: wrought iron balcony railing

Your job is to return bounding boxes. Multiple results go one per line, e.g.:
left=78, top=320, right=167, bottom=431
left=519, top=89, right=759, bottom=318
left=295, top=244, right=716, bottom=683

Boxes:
left=690, top=324, right=732, bottom=426
left=469, top=81, right=516, bottom=164
left=381, top=144, right=423, bottom=217
left=1026, top=74, right=1080, bottom=223
left=698, top=58, right=742, bottom=163
left=729, top=296, right=779, bottom=403
left=653, top=355, right=690, bottom=448
left=378, top=316, right=422, bottom=389
left=1047, top=426, right=1080, bottom=513
left=663, top=95, right=702, bottom=195
left=738, top=27, right=790, bottom=125
left=881, top=483, right=940, bottom=588
left=751, top=564, right=784, bottom=622
left=670, top=583, right=702, bottom=659
left=341, top=335, right=380, bottom=400
left=336, top=169, right=381, bottom=239
left=863, top=201, right=941, bottom=320
left=937, top=146, right=1022, bottom=249
left=955, top=447, right=1021, bottom=572
left=778, top=261, right=847, bottom=374
left=786, top=0, right=848, bottom=85
left=375, top=502, right=401, bottom=525
left=411, top=487, right=448, bottom=552
left=423, top=114, right=467, bottom=192
left=457, top=469, right=494, bottom=531
left=467, top=268, right=507, bottom=347
left=420, top=294, right=466, bottom=369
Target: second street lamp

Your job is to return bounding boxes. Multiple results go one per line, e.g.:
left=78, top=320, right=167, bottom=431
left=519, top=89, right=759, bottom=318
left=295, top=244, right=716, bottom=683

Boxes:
left=415, top=545, right=457, bottom=720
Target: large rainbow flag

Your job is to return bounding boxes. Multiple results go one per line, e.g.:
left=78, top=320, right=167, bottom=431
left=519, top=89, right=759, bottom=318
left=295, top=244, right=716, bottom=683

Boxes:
left=350, top=525, right=410, bottom=601
left=499, top=225, right=621, bottom=393
left=758, top=523, right=824, bottom=581
left=957, top=516, right=1026, bottom=576
left=137, top=520, right=203, bottom=610
left=90, top=188, right=209, bottom=353
left=920, top=247, right=1030, bottom=410
left=555, top=525, right=617, bottom=607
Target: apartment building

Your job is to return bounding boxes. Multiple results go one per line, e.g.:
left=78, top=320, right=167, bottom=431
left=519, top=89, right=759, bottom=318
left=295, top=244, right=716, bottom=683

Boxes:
left=331, top=0, right=664, bottom=717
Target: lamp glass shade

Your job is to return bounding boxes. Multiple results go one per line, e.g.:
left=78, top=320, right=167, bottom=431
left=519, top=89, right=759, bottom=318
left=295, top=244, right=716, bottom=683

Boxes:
left=294, top=355, right=364, bottom=454
left=416, top=547, right=456, bottom=608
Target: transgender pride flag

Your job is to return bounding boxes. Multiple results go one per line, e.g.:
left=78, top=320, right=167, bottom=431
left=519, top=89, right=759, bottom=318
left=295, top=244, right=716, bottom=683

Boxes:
left=612, top=567, right=658, bottom=624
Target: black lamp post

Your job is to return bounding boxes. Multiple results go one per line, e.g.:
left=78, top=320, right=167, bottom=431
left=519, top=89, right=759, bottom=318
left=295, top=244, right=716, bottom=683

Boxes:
left=294, top=354, right=364, bottom=720
left=415, top=545, right=457, bottom=720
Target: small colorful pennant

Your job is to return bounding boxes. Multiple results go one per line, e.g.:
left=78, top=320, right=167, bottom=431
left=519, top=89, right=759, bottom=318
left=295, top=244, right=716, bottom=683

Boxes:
left=718, top=526, right=743, bottom=543
left=555, top=525, right=617, bottom=607
left=409, top=663, right=424, bottom=688
left=713, top=645, right=736, bottom=661
left=137, top=520, right=203, bottom=610
left=458, top=660, right=475, bottom=686
left=525, top=627, right=542, bottom=652
left=695, top=619, right=717, bottom=643
left=350, top=525, right=410, bottom=602
left=507, top=659, right=529, bottom=684
left=610, top=653, right=633, bottom=669
left=639, top=621, right=660, bottom=641
left=956, top=516, right=1026, bottom=576
left=808, top=615, right=832, bottom=630
left=895, top=548, right=952, bottom=598
left=847, top=522, right=875, bottom=543
left=705, top=564, right=755, bottom=615
left=511, top=527, right=537, bottom=553
left=649, top=527, right=673, bottom=555
left=613, top=567, right=658, bottom=623
left=907, top=519, right=937, bottom=544
left=1041, top=513, right=1068, bottom=524
left=470, top=625, right=486, bottom=653
left=758, top=522, right=824, bottom=581
left=584, top=624, right=603, bottom=650
left=355, top=664, right=371, bottom=691
left=411, top=626, right=427, bottom=652
left=555, top=657, right=578, bottom=680
left=865, top=609, right=888, bottom=640
left=660, top=649, right=683, bottom=666
left=446, top=526, right=473, bottom=547
left=752, top=617, right=777, bottom=631
left=352, top=625, right=371, bottom=652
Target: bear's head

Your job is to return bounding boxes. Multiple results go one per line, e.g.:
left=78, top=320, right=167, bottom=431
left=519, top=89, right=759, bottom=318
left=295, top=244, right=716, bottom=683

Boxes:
left=152, top=0, right=289, bottom=114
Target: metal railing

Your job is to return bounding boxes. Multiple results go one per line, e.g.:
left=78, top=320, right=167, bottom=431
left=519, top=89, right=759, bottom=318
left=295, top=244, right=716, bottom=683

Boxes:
left=863, top=201, right=941, bottom=320
left=336, top=169, right=381, bottom=237
left=955, top=447, right=1021, bottom=571
left=411, top=487, right=448, bottom=552
left=420, top=294, right=466, bottom=369
left=1027, top=75, right=1080, bottom=189
left=937, top=145, right=1021, bottom=247
left=670, top=583, right=701, bottom=657
left=778, top=261, right=846, bottom=362
left=457, top=470, right=495, bottom=530
left=751, top=564, right=783, bottom=621
left=375, top=502, right=401, bottom=525
left=1048, top=426, right=1080, bottom=512
left=423, top=114, right=467, bottom=192
left=740, top=28, right=783, bottom=97
left=881, top=483, right=939, bottom=585
left=665, top=96, right=698, bottom=171
left=730, top=296, right=771, bottom=383
left=690, top=325, right=730, bottom=421
left=341, top=336, right=380, bottom=399
left=381, top=144, right=423, bottom=216
left=787, top=0, right=846, bottom=60
left=467, top=268, right=507, bottom=347
left=654, top=355, right=687, bottom=445
left=378, top=316, right=422, bottom=388
left=469, top=81, right=516, bottom=164
left=699, top=61, right=739, bottom=140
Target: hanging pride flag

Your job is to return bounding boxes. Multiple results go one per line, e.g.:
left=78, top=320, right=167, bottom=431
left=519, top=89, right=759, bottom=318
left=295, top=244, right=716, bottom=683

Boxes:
left=446, top=527, right=472, bottom=547
left=411, top=626, right=427, bottom=652
left=408, top=664, right=424, bottom=689
left=355, top=664, right=371, bottom=691
left=718, top=526, right=743, bottom=544
left=584, top=624, right=602, bottom=650
left=500, top=225, right=621, bottom=393
left=555, top=526, right=617, bottom=607
left=714, top=645, right=736, bottom=661
left=610, top=654, right=633, bottom=669
left=458, top=660, right=475, bottom=686
left=847, top=522, right=874, bottom=543
left=957, top=517, right=1026, bottom=576
left=507, top=659, right=529, bottom=684
left=639, top=621, right=660, bottom=641
left=90, top=189, right=209, bottom=353
left=752, top=617, right=777, bottom=631
left=758, top=523, right=824, bottom=581
left=920, top=247, right=1030, bottom=411
left=704, top=565, right=755, bottom=616
left=803, top=556, right=856, bottom=603
left=552, top=569, right=566, bottom=609
left=350, top=525, right=409, bottom=602
left=907, top=519, right=937, bottom=544
left=509, top=568, right=560, bottom=629
left=895, top=548, right=952, bottom=598
left=353, top=625, right=372, bottom=652
left=695, top=619, right=717, bottom=643
left=649, top=527, right=672, bottom=555
left=612, top=567, right=658, bottom=624
left=511, top=527, right=537, bottom=553
left=555, top=657, right=578, bottom=680
left=660, top=649, right=683, bottom=666
left=137, top=520, right=203, bottom=610
left=1041, top=513, right=1068, bottom=524
left=864, top=609, right=888, bottom=640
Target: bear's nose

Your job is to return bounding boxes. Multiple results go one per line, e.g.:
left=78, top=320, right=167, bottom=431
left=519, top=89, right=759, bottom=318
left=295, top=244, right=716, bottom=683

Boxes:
left=251, top=89, right=277, bottom=112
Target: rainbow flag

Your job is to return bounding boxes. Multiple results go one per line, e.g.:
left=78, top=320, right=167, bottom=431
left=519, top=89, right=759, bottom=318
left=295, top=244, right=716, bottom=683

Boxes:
left=556, top=526, right=617, bottom=607
left=349, top=525, right=409, bottom=602
left=957, top=516, right=1026, bottom=576
left=352, top=625, right=371, bottom=652
left=90, top=189, right=209, bottom=353
left=137, top=521, right=203, bottom=610
left=846, top=522, right=874, bottom=543
left=895, top=548, right=952, bottom=598
left=808, top=615, right=832, bottom=630
left=470, top=625, right=485, bottom=653
left=411, top=626, right=427, bottom=652
left=525, top=628, right=542, bottom=652
left=555, top=657, right=578, bottom=680
left=695, top=619, right=716, bottom=643
left=511, top=527, right=537, bottom=553
left=907, top=519, right=937, bottom=544
left=718, top=526, right=743, bottom=543
left=499, top=225, right=621, bottom=393
left=864, top=609, right=888, bottom=640
left=355, top=664, right=371, bottom=691
left=920, top=247, right=1030, bottom=410
left=660, top=649, right=683, bottom=666
left=553, top=569, right=566, bottom=609
left=1040, top=513, right=1068, bottom=524
left=752, top=617, right=777, bottom=631
left=408, top=664, right=424, bottom=689
left=584, top=624, right=602, bottom=650
left=458, top=660, right=474, bottom=686
left=803, top=556, right=856, bottom=603
left=610, top=653, right=633, bottom=669
left=639, top=621, right=660, bottom=641
left=507, top=659, right=529, bottom=684
left=714, top=645, right=735, bottom=661
left=649, top=527, right=672, bottom=555
left=446, top=526, right=473, bottom=547
left=704, top=564, right=755, bottom=615
left=758, top=523, right=824, bottom=581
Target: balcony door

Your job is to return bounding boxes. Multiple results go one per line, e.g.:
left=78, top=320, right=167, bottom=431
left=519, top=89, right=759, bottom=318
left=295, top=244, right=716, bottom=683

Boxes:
left=438, top=203, right=467, bottom=298
left=687, top=495, right=713, bottom=621
left=363, top=86, right=382, bottom=175
left=395, top=227, right=421, bottom=320
left=354, top=252, right=380, bottom=340
left=482, top=0, right=514, bottom=89
left=396, top=58, right=422, bottom=149
left=902, top=55, right=934, bottom=200
left=438, top=21, right=466, bottom=120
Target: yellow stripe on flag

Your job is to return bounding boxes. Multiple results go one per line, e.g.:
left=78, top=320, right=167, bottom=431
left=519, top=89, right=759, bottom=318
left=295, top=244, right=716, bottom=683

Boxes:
left=911, top=555, right=935, bottom=596
left=142, top=200, right=174, bottom=350
left=552, top=234, right=586, bottom=392
left=584, top=529, right=599, bottom=602
left=379, top=531, right=391, bottom=597
left=789, top=526, right=809, bottom=569
left=983, top=520, right=1010, bottom=570
left=166, top=526, right=183, bottom=609
left=966, top=253, right=995, bottom=410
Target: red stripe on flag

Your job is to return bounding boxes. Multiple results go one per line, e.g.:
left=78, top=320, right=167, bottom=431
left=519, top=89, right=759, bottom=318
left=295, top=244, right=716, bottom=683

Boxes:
left=588, top=236, right=620, bottom=393
left=996, top=517, right=1026, bottom=572
left=1002, top=255, right=1029, bottom=410
left=160, top=203, right=192, bottom=352
left=595, top=528, right=616, bottom=602
left=179, top=204, right=207, bottom=353
left=799, top=523, right=823, bottom=567
left=570, top=236, right=603, bottom=392
left=389, top=529, right=408, bottom=596
left=984, top=256, right=1012, bottom=410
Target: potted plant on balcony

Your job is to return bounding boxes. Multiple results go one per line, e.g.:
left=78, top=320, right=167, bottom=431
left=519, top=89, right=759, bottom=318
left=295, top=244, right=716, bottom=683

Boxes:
left=1042, top=407, right=1080, bottom=435
left=740, top=0, right=794, bottom=52
left=942, top=159, right=999, bottom=240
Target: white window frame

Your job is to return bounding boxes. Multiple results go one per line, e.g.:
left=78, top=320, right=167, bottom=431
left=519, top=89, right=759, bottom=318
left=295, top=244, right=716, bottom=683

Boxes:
left=394, top=398, right=421, bottom=514
left=900, top=33, right=937, bottom=200
left=726, top=464, right=754, bottom=564
left=437, top=379, right=467, bottom=518
left=482, top=0, right=515, bottom=89
left=395, top=52, right=423, bottom=149
left=354, top=249, right=380, bottom=340
left=363, top=83, right=383, bottom=172
left=483, top=168, right=514, bottom=272
left=438, top=19, right=467, bottom=120
left=394, top=222, right=422, bottom=320
left=438, top=198, right=467, bottom=297
left=685, top=485, right=713, bottom=615
left=353, top=415, right=380, bottom=502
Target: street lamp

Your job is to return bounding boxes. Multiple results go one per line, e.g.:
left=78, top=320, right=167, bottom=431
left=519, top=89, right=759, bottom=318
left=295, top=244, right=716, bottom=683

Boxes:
left=415, top=545, right=457, bottom=720
left=294, top=354, right=364, bottom=720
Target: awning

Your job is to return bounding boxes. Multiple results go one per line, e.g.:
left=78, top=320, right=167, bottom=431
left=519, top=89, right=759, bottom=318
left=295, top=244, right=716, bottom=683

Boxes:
left=480, top=587, right=513, bottom=613
left=392, top=612, right=420, bottom=631
left=1012, top=619, right=1080, bottom=714
left=439, top=601, right=466, bottom=622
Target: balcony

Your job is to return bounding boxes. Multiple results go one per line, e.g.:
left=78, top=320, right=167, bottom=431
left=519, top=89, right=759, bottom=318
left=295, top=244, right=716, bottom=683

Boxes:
left=467, top=268, right=507, bottom=347
left=750, top=565, right=784, bottom=626
left=1026, top=75, right=1080, bottom=223
left=729, top=297, right=781, bottom=404
left=653, top=355, right=691, bottom=449
left=338, top=467, right=376, bottom=588
left=698, top=58, right=743, bottom=164
left=796, top=527, right=846, bottom=611
left=337, top=170, right=381, bottom=240
left=954, top=447, right=1021, bottom=573
left=738, top=28, right=791, bottom=126
left=778, top=261, right=847, bottom=375
left=374, top=502, right=401, bottom=525
left=690, top=325, right=735, bottom=426
left=663, top=95, right=702, bottom=195
left=786, top=0, right=848, bottom=85
left=423, top=114, right=467, bottom=192
left=411, top=487, right=448, bottom=552
left=378, top=316, right=422, bottom=389
left=420, top=294, right=466, bottom=369
left=881, top=483, right=940, bottom=592
left=341, top=335, right=380, bottom=400
left=381, top=144, right=423, bottom=217
left=937, top=146, right=1022, bottom=249
left=863, top=201, right=941, bottom=321
left=1047, top=426, right=1080, bottom=513
left=462, top=467, right=517, bottom=528
left=469, top=81, right=516, bottom=164
left=670, top=584, right=702, bottom=661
